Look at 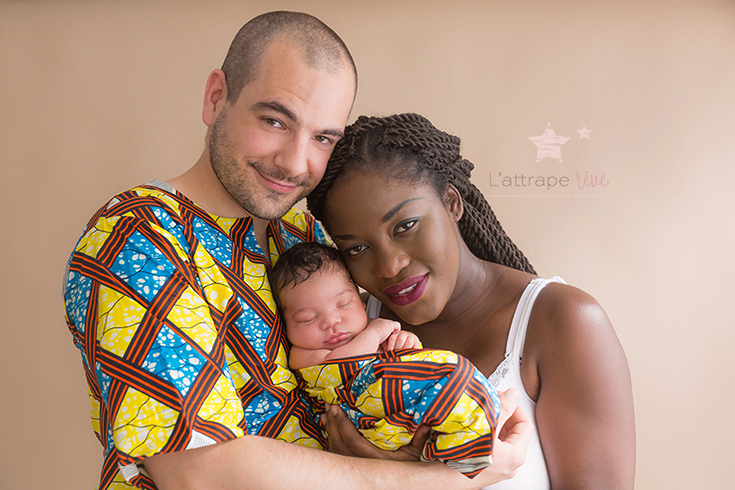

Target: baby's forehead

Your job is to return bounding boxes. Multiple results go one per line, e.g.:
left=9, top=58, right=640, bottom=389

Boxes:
left=283, top=267, right=357, bottom=303
left=302, top=267, right=355, bottom=291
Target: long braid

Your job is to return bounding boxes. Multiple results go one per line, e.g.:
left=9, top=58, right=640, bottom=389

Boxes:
left=307, top=113, right=536, bottom=274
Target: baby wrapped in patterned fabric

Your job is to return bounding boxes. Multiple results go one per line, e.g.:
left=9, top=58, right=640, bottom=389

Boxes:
left=270, top=242, right=500, bottom=477
left=298, top=348, right=500, bottom=476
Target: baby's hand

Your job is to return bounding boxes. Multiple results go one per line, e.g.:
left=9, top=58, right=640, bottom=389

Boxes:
left=383, top=330, right=422, bottom=351
left=366, top=318, right=401, bottom=345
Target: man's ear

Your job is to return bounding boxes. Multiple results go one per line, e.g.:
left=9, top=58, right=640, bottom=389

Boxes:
left=202, top=69, right=229, bottom=128
left=445, top=184, right=464, bottom=222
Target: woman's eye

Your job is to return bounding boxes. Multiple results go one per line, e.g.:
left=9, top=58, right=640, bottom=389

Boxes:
left=345, top=244, right=366, bottom=257
left=395, top=219, right=418, bottom=234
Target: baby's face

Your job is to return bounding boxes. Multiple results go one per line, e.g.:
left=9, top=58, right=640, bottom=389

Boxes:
left=282, top=269, right=367, bottom=351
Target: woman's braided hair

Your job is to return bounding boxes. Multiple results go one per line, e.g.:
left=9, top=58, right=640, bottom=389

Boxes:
left=307, top=113, right=536, bottom=274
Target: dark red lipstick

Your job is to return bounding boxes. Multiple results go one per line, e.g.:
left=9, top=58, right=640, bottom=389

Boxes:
left=383, top=274, right=428, bottom=306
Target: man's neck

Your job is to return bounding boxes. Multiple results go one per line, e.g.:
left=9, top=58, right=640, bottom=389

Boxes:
left=167, top=152, right=272, bottom=256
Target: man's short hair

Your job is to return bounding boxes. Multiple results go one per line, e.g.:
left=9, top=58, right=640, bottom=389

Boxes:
left=222, top=11, right=357, bottom=103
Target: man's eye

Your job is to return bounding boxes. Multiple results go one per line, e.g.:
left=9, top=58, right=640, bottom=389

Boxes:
left=314, top=135, right=333, bottom=145
left=345, top=244, right=366, bottom=256
left=264, top=118, right=284, bottom=128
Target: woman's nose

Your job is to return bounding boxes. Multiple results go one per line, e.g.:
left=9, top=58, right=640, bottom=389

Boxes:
left=374, top=245, right=410, bottom=279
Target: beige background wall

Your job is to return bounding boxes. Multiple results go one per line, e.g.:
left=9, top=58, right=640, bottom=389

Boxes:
left=2, top=0, right=733, bottom=488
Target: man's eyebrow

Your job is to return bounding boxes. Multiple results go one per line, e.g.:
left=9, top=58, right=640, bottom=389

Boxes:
left=322, top=128, right=345, bottom=139
left=382, top=198, right=422, bottom=223
left=252, top=101, right=344, bottom=139
left=252, top=101, right=298, bottom=123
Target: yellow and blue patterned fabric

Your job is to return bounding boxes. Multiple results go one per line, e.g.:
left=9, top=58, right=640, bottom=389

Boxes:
left=64, top=181, right=329, bottom=490
left=298, top=348, right=501, bottom=478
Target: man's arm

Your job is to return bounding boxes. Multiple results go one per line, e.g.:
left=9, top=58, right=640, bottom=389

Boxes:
left=145, top=435, right=472, bottom=490
left=144, top=388, right=532, bottom=490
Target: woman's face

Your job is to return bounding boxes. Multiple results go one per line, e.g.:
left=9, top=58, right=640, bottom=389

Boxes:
left=325, top=170, right=464, bottom=325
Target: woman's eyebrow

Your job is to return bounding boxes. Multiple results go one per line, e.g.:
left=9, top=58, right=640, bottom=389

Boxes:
left=332, top=198, right=423, bottom=242
left=382, top=198, right=421, bottom=223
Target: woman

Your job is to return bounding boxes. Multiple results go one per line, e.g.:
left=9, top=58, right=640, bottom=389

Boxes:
left=307, top=113, right=635, bottom=489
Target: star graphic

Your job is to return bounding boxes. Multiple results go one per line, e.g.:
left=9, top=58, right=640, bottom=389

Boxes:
left=577, top=125, right=592, bottom=139
left=528, top=123, right=570, bottom=163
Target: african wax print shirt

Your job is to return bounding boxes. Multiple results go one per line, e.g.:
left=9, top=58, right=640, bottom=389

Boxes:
left=63, top=180, right=329, bottom=490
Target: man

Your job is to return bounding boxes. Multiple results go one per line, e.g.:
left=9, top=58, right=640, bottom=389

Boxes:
left=64, top=11, right=529, bottom=490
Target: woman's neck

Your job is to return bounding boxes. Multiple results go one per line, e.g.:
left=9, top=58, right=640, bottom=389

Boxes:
left=403, top=249, right=533, bottom=375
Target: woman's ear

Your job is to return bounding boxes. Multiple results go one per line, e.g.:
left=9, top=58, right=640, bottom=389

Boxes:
left=445, top=184, right=464, bottom=222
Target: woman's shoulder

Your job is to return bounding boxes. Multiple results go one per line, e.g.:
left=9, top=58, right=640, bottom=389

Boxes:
left=532, top=280, right=610, bottom=330
left=524, top=280, right=617, bottom=359
left=526, top=280, right=622, bottom=369
left=520, top=278, right=629, bottom=404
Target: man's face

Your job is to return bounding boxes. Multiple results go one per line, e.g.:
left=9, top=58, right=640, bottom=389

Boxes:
left=209, top=41, right=355, bottom=220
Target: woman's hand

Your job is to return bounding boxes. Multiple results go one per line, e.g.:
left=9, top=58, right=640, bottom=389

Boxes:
left=322, top=403, right=431, bottom=461
left=478, top=388, right=532, bottom=482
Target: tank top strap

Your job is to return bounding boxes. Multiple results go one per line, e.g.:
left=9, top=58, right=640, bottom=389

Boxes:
left=366, top=294, right=383, bottom=319
left=506, top=276, right=566, bottom=359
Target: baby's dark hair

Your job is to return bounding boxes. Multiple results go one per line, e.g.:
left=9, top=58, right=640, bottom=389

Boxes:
left=270, top=242, right=353, bottom=309
left=307, top=113, right=536, bottom=274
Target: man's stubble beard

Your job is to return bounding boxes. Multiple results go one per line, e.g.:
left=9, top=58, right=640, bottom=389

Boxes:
left=208, top=110, right=312, bottom=221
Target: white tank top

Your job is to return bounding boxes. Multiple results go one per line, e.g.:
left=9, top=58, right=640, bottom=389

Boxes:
left=365, top=276, right=565, bottom=489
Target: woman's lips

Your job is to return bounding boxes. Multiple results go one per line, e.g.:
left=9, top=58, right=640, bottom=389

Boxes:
left=383, top=274, right=428, bottom=307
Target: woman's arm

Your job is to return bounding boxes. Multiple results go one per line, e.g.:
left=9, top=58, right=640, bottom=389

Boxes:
left=530, top=284, right=635, bottom=489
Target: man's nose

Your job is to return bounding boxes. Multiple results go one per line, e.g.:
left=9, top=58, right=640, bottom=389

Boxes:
left=276, top=134, right=310, bottom=177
